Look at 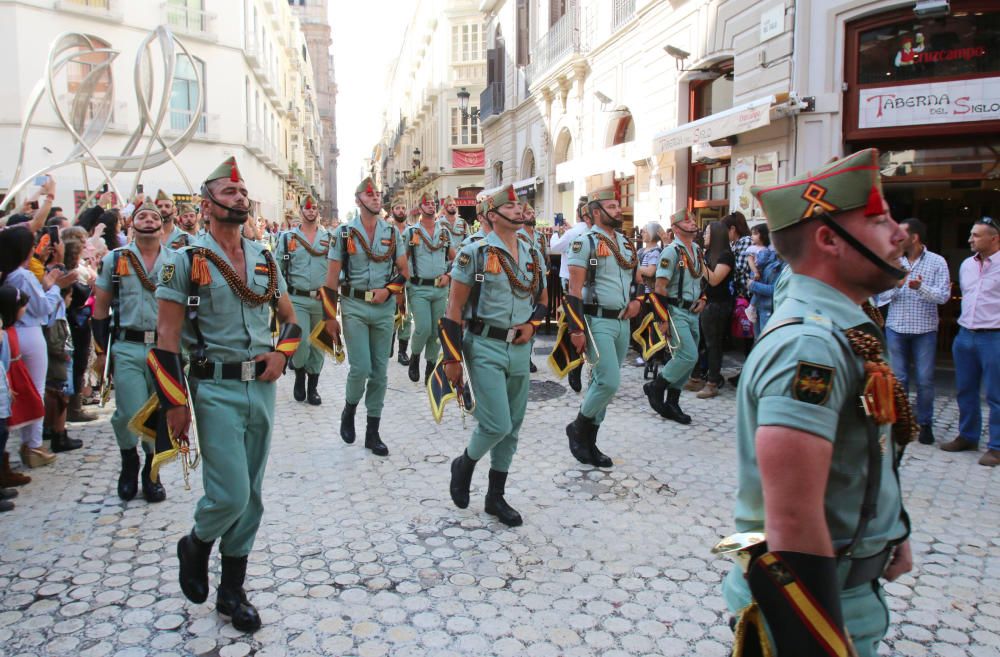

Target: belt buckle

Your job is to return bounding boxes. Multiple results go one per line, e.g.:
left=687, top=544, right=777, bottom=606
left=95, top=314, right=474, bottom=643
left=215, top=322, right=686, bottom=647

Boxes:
left=364, top=290, right=375, bottom=302
left=143, top=331, right=155, bottom=344
left=505, top=328, right=517, bottom=343
left=310, top=290, right=320, bottom=299
left=240, top=361, right=256, bottom=382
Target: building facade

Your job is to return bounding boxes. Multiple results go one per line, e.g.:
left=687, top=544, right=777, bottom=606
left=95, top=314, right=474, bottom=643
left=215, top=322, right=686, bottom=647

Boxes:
left=374, top=0, right=487, bottom=222
left=0, top=0, right=325, bottom=223
left=289, top=0, right=339, bottom=220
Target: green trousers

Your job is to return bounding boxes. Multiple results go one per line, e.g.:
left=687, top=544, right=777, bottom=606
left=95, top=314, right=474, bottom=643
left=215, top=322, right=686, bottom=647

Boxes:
left=406, top=283, right=447, bottom=363
left=342, top=297, right=394, bottom=417
left=464, top=333, right=531, bottom=472
left=656, top=307, right=699, bottom=388
left=723, top=562, right=890, bottom=657
left=190, top=376, right=275, bottom=557
left=109, top=340, right=154, bottom=453
left=580, top=316, right=630, bottom=424
left=289, top=297, right=324, bottom=375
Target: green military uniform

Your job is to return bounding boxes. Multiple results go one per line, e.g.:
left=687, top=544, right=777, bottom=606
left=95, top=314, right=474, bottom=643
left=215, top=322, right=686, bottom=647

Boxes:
left=390, top=212, right=413, bottom=364
left=721, top=149, right=910, bottom=657
left=654, top=236, right=703, bottom=388
left=329, top=214, right=405, bottom=419
left=437, top=201, right=467, bottom=244
left=165, top=224, right=191, bottom=250
left=461, top=228, right=487, bottom=247
left=403, top=220, right=452, bottom=381
left=273, top=225, right=332, bottom=376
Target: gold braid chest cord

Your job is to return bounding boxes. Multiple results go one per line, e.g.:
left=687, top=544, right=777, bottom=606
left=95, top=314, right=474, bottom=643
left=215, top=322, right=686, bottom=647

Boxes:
left=121, top=251, right=157, bottom=292
left=595, top=233, right=638, bottom=270
left=843, top=326, right=917, bottom=450
left=348, top=227, right=396, bottom=263
left=194, top=247, right=278, bottom=308
left=412, top=226, right=449, bottom=252
left=291, top=233, right=329, bottom=257
left=488, top=246, right=543, bottom=298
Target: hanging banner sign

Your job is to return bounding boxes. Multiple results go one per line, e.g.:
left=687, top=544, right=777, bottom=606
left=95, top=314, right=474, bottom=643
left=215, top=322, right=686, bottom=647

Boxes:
left=858, top=76, right=1000, bottom=129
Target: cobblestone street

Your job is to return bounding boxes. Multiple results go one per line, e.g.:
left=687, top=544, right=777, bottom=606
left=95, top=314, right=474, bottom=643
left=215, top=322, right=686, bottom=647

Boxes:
left=1, top=339, right=999, bottom=657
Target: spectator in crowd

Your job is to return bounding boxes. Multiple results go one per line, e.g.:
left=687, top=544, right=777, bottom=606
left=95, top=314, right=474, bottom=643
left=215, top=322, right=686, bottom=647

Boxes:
left=723, top=211, right=753, bottom=299
left=746, top=224, right=770, bottom=281
left=942, top=217, right=1000, bottom=466
left=0, top=285, right=31, bottom=494
left=877, top=218, right=950, bottom=445
left=61, top=236, right=97, bottom=421
left=0, top=227, right=77, bottom=467
left=693, top=221, right=735, bottom=399
left=42, top=281, right=81, bottom=452
left=747, top=242, right=785, bottom=337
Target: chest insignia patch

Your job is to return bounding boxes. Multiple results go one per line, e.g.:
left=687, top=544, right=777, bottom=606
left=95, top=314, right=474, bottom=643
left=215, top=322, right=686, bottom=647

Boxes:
left=380, top=238, right=392, bottom=246
left=254, top=263, right=269, bottom=275
left=160, top=263, right=174, bottom=284
left=792, top=361, right=834, bottom=405
left=457, top=252, right=471, bottom=269
left=571, top=241, right=583, bottom=253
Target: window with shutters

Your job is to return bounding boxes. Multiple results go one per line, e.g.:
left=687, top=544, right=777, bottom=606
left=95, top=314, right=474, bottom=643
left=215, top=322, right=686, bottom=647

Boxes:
left=451, top=23, right=484, bottom=63
left=450, top=107, right=480, bottom=146
left=516, top=0, right=530, bottom=67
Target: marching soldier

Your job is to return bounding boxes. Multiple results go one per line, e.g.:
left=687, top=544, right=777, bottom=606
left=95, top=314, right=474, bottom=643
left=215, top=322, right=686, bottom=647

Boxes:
left=176, top=202, right=200, bottom=243
left=518, top=202, right=548, bottom=373
left=92, top=200, right=170, bottom=503
left=643, top=209, right=706, bottom=424
left=155, top=190, right=188, bottom=249
left=721, top=149, right=913, bottom=657
left=562, top=186, right=641, bottom=469
left=387, top=197, right=411, bottom=365
left=153, top=157, right=300, bottom=633
left=549, top=198, right=593, bottom=393
left=461, top=200, right=492, bottom=247
left=404, top=193, right=455, bottom=383
left=444, top=185, right=547, bottom=526
left=438, top=194, right=467, bottom=243
left=321, top=177, right=408, bottom=457
left=274, top=196, right=332, bottom=405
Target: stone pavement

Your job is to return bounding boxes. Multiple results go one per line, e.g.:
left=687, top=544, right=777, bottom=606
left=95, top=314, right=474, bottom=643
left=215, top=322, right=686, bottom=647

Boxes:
left=1, top=338, right=999, bottom=657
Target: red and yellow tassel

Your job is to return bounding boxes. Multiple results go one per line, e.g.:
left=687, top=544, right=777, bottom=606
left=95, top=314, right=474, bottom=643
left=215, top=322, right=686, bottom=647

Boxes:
left=862, top=362, right=897, bottom=424
left=485, top=251, right=501, bottom=274
left=190, top=253, right=212, bottom=286
left=115, top=254, right=131, bottom=276
left=288, top=238, right=298, bottom=253
left=596, top=240, right=611, bottom=257
left=410, top=232, right=421, bottom=246
left=346, top=235, right=357, bottom=255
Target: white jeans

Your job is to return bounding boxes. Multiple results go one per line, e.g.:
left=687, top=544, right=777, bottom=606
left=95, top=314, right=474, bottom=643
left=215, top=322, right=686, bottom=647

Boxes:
left=15, top=326, right=47, bottom=449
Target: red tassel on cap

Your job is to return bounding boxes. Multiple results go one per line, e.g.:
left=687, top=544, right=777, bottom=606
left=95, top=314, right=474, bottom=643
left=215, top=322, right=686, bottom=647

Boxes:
left=507, top=186, right=517, bottom=202
left=305, top=197, right=313, bottom=210
left=366, top=183, right=373, bottom=195
left=229, top=160, right=240, bottom=182
left=864, top=184, right=883, bottom=216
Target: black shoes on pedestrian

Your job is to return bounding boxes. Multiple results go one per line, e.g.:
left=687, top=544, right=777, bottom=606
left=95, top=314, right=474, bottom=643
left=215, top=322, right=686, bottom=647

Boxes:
left=306, top=373, right=322, bottom=406
left=292, top=368, right=306, bottom=402
left=529, top=359, right=538, bottom=374
left=450, top=449, right=477, bottom=509
left=918, top=424, right=934, bottom=445
left=364, top=416, right=388, bottom=456
left=566, top=413, right=613, bottom=468
left=567, top=364, right=582, bottom=393
left=408, top=356, right=420, bottom=382
left=484, top=469, right=522, bottom=527
left=141, top=453, right=166, bottom=503
left=397, top=339, right=410, bottom=366
left=118, top=448, right=140, bottom=501
left=50, top=430, right=83, bottom=452
left=340, top=403, right=357, bottom=443
left=217, top=556, right=262, bottom=633
left=0, top=486, right=17, bottom=512
left=177, top=528, right=214, bottom=604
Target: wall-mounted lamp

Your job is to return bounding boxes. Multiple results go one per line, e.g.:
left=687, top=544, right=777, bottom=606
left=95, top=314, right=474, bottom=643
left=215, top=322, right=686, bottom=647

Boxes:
left=457, top=87, right=480, bottom=120
left=663, top=44, right=714, bottom=74
left=594, top=90, right=612, bottom=105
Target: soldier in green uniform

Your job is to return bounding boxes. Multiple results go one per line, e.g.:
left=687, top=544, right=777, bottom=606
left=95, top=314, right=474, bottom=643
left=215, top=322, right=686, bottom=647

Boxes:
left=404, top=193, right=455, bottom=383
left=444, top=185, right=547, bottom=526
left=562, top=186, right=641, bottom=468
left=437, top=194, right=467, bottom=243
left=643, top=209, right=706, bottom=424
left=518, top=202, right=548, bottom=373
left=387, top=197, right=412, bottom=365
left=155, top=190, right=189, bottom=249
left=321, top=177, right=408, bottom=457
left=153, top=157, right=300, bottom=633
left=176, top=202, right=200, bottom=244
left=92, top=200, right=170, bottom=503
left=721, top=149, right=913, bottom=657
left=274, top=196, right=331, bottom=405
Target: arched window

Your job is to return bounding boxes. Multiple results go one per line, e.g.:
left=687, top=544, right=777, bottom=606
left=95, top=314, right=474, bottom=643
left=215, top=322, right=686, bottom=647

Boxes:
left=492, top=161, right=504, bottom=187
left=520, top=149, right=535, bottom=178
left=554, top=128, right=573, bottom=165
left=170, top=54, right=205, bottom=132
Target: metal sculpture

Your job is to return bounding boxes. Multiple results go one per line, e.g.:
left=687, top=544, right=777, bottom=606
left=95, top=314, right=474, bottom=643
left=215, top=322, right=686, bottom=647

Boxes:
left=5, top=26, right=204, bottom=209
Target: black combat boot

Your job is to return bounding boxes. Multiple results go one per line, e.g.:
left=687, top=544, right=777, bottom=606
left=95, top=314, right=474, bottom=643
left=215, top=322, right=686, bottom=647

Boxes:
left=589, top=424, right=613, bottom=468
left=643, top=375, right=668, bottom=417
left=292, top=368, right=306, bottom=402
left=449, top=449, right=478, bottom=509
left=50, top=430, right=83, bottom=452
left=424, top=360, right=433, bottom=385
left=408, top=356, right=420, bottom=382
left=663, top=388, right=692, bottom=425
left=567, top=364, right=582, bottom=393
left=306, top=373, right=322, bottom=406
left=529, top=359, right=538, bottom=373
left=141, top=452, right=166, bottom=503
left=176, top=528, right=214, bottom=603
left=566, top=413, right=596, bottom=465
left=216, top=555, right=262, bottom=633
left=340, top=402, right=358, bottom=444
left=397, top=339, right=410, bottom=366
left=117, top=447, right=140, bottom=501
left=364, top=417, right=388, bottom=456
left=484, top=469, right=523, bottom=527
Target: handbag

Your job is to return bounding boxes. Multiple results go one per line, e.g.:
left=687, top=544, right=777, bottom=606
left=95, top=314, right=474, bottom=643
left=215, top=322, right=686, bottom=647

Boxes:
left=730, top=297, right=754, bottom=339
left=5, top=328, right=44, bottom=430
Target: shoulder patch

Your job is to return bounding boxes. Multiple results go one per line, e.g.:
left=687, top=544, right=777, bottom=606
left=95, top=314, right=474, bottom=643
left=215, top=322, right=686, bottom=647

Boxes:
left=792, top=361, right=834, bottom=405
left=571, top=241, right=583, bottom=253
left=660, top=257, right=670, bottom=268
left=457, top=252, right=472, bottom=268
left=160, top=263, right=175, bottom=284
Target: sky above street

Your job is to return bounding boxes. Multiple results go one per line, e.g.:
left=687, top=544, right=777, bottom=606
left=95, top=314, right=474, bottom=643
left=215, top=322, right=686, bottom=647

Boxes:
left=329, top=0, right=406, bottom=216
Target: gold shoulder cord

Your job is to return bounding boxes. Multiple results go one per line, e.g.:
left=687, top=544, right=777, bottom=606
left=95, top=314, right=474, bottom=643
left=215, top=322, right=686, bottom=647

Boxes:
left=291, top=234, right=329, bottom=257
left=415, top=225, right=448, bottom=252
left=488, top=246, right=542, bottom=298
left=595, top=233, right=638, bottom=270
left=843, top=326, right=916, bottom=449
left=349, top=227, right=396, bottom=263
left=194, top=247, right=278, bottom=308
left=121, top=251, right=158, bottom=292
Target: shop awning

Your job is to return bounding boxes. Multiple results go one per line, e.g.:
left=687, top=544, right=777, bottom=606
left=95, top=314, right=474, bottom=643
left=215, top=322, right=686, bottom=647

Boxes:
left=555, top=141, right=651, bottom=184
left=513, top=176, right=541, bottom=193
left=652, top=94, right=785, bottom=155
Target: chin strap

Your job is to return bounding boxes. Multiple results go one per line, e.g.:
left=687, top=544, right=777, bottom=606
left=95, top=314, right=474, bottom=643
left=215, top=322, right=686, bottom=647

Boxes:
left=588, top=201, right=623, bottom=229
left=356, top=194, right=378, bottom=217
left=201, top=185, right=249, bottom=224
left=817, top=212, right=906, bottom=280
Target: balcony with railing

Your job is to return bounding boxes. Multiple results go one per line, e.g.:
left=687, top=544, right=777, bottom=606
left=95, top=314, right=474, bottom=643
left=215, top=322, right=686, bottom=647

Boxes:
left=479, top=81, right=505, bottom=123
left=612, top=0, right=637, bottom=31
left=55, top=0, right=122, bottom=22
left=163, top=2, right=217, bottom=42
left=166, top=108, right=219, bottom=140
left=526, top=6, right=587, bottom=85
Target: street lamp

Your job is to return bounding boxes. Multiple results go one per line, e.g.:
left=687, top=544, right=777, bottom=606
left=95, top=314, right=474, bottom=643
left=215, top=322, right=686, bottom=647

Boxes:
left=457, top=87, right=479, bottom=120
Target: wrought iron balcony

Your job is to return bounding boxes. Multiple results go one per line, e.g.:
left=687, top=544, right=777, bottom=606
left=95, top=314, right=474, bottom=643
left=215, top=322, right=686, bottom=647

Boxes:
left=479, top=81, right=505, bottom=122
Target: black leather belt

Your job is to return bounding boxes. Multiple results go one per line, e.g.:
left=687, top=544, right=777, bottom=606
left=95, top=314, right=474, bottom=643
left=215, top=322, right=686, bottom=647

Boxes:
left=583, top=304, right=623, bottom=319
left=118, top=329, right=157, bottom=344
left=967, top=327, right=1000, bottom=333
left=843, top=547, right=893, bottom=589
left=667, top=298, right=696, bottom=311
left=341, top=285, right=382, bottom=302
left=189, top=360, right=267, bottom=381
left=468, top=319, right=519, bottom=343
left=288, top=287, right=319, bottom=299
left=409, top=276, right=439, bottom=286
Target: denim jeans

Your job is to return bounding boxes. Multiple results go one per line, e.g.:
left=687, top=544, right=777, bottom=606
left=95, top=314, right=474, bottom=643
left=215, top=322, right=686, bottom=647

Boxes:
left=952, top=327, right=1000, bottom=451
left=885, top=328, right=937, bottom=426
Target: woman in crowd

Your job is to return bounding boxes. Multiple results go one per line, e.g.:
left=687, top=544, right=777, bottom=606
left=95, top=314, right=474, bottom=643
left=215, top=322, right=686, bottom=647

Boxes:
left=747, top=224, right=785, bottom=337
left=692, top=221, right=734, bottom=400
left=0, top=285, right=31, bottom=495
left=61, top=236, right=97, bottom=421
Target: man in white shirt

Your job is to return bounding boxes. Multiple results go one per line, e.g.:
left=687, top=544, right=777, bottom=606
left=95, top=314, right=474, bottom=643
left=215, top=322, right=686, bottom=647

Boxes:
left=548, top=197, right=592, bottom=392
